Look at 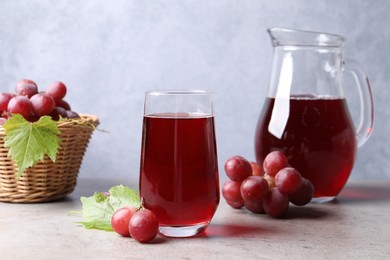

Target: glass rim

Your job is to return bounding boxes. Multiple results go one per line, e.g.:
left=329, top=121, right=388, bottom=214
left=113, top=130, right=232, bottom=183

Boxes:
left=145, top=90, right=213, bottom=96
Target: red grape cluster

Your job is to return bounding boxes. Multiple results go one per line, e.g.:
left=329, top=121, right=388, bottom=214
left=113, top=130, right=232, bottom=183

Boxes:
left=222, top=152, right=314, bottom=218
left=0, top=79, right=79, bottom=124
left=111, top=207, right=159, bottom=243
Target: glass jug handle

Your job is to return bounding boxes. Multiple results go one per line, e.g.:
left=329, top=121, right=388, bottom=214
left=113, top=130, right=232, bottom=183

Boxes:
left=344, top=59, right=374, bottom=147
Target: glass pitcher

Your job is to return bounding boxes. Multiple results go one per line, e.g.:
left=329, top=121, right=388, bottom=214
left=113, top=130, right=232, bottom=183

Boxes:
left=255, top=28, right=374, bottom=202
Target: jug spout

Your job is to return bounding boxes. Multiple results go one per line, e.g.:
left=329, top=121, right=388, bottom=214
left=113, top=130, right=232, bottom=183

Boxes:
left=268, top=28, right=346, bottom=47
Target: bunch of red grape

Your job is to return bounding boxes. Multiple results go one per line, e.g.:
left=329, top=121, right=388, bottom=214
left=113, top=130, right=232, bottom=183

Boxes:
left=0, top=79, right=80, bottom=124
left=111, top=206, right=159, bottom=243
left=222, top=151, right=314, bottom=218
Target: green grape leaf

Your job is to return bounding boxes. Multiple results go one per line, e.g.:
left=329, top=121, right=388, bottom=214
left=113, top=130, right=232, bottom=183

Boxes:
left=77, top=185, right=140, bottom=231
left=3, top=114, right=61, bottom=177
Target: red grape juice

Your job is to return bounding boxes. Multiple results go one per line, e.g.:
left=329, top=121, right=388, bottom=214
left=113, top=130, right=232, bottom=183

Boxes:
left=255, top=96, right=357, bottom=198
left=140, top=113, right=220, bottom=227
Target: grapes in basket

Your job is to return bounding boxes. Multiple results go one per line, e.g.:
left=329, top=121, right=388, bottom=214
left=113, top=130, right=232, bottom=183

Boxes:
left=222, top=152, right=314, bottom=218
left=0, top=79, right=95, bottom=179
left=0, top=79, right=79, bottom=124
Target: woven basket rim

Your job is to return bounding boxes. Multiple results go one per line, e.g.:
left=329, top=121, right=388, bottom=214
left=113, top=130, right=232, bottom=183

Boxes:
left=0, top=114, right=99, bottom=133
left=56, top=114, right=100, bottom=127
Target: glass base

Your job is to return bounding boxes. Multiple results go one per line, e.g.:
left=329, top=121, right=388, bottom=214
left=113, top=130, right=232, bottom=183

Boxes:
left=159, top=223, right=209, bottom=238
left=311, top=196, right=336, bottom=203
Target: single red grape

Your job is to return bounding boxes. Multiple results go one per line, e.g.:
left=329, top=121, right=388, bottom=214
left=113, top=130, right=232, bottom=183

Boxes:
left=66, top=110, right=80, bottom=118
left=111, top=207, right=137, bottom=237
left=263, top=151, right=288, bottom=177
left=0, top=93, right=16, bottom=111
left=275, top=167, right=303, bottom=194
left=16, top=79, right=37, bottom=88
left=244, top=200, right=265, bottom=214
left=222, top=179, right=243, bottom=203
left=289, top=178, right=314, bottom=206
left=46, top=81, right=67, bottom=101
left=129, top=209, right=159, bottom=243
left=226, top=199, right=244, bottom=209
left=7, top=96, right=33, bottom=119
left=224, top=156, right=252, bottom=182
left=30, top=93, right=55, bottom=116
left=16, top=79, right=38, bottom=98
left=263, top=187, right=289, bottom=218
left=250, top=161, right=262, bottom=176
left=50, top=107, right=68, bottom=121
left=240, top=176, right=269, bottom=202
left=56, top=99, right=71, bottom=110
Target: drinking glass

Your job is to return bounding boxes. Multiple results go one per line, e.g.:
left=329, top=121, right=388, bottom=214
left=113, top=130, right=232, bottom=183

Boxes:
left=139, top=90, right=220, bottom=237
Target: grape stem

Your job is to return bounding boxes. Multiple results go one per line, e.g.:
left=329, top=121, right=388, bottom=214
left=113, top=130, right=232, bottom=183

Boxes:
left=138, top=197, right=145, bottom=211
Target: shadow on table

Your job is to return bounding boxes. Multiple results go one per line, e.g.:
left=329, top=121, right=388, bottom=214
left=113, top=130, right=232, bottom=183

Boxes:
left=335, top=185, right=390, bottom=204
left=283, top=205, right=331, bottom=219
left=202, top=223, right=273, bottom=238
left=202, top=205, right=330, bottom=238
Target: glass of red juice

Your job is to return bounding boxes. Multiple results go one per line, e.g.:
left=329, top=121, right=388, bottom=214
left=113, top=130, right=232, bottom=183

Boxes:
left=139, top=90, right=220, bottom=237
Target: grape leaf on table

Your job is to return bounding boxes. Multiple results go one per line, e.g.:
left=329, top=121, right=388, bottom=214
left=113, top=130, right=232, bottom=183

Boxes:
left=78, top=185, right=140, bottom=231
left=3, top=114, right=61, bottom=177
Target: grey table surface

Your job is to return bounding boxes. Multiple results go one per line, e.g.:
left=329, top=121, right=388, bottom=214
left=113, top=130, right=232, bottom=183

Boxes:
left=1, top=178, right=389, bottom=260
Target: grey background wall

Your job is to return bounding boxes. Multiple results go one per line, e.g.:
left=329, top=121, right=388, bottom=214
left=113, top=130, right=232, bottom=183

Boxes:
left=0, top=0, right=388, bottom=185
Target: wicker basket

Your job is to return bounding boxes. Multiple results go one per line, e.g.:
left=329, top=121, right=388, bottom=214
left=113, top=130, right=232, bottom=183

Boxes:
left=0, top=114, right=99, bottom=203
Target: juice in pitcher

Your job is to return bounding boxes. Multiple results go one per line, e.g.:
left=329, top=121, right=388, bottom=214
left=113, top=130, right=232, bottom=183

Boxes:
left=255, top=96, right=357, bottom=198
